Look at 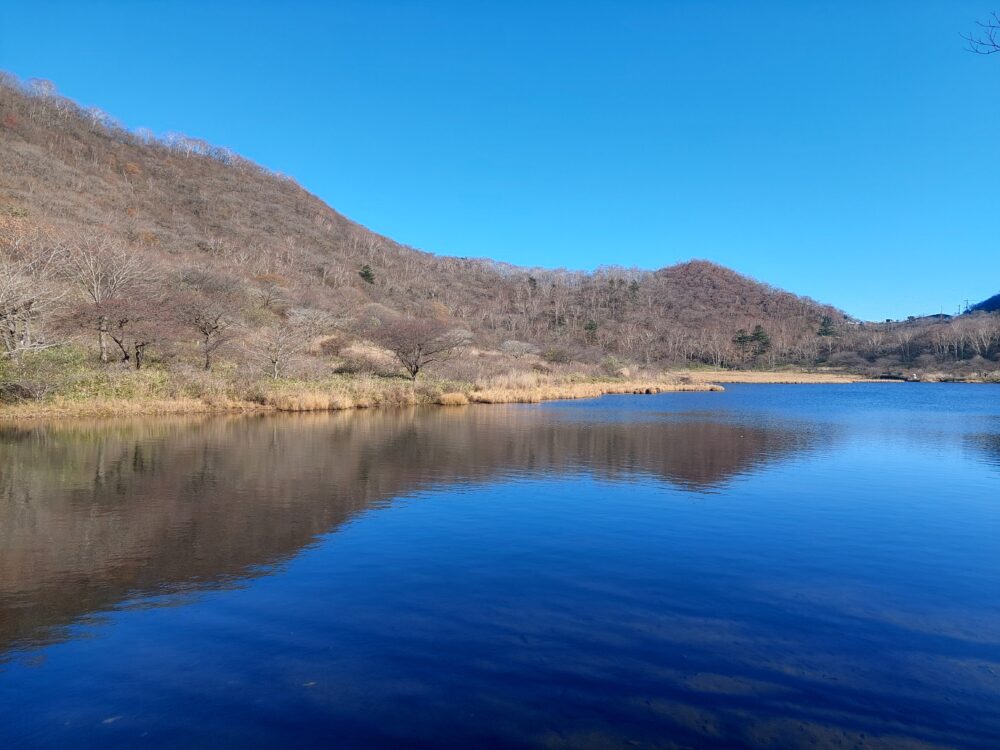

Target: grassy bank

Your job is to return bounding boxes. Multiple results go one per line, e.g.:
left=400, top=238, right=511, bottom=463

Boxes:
left=14, top=346, right=996, bottom=422
left=8, top=356, right=998, bottom=421
left=0, top=365, right=723, bottom=421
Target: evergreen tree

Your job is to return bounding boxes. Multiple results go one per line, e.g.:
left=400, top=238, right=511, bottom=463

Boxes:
left=733, top=329, right=752, bottom=359
left=751, top=324, right=771, bottom=355
left=817, top=316, right=836, bottom=336
left=358, top=264, right=375, bottom=284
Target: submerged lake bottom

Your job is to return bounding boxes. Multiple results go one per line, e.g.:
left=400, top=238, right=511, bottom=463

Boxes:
left=1, top=384, right=998, bottom=749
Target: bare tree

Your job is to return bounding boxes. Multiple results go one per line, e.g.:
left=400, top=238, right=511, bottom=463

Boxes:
left=0, top=226, right=64, bottom=358
left=965, top=11, right=1000, bottom=55
left=369, top=317, right=470, bottom=380
left=61, top=231, right=150, bottom=362
left=67, top=292, right=176, bottom=370
left=253, top=275, right=286, bottom=311
left=893, top=327, right=917, bottom=364
left=964, top=314, right=1000, bottom=359
left=176, top=272, right=242, bottom=370
left=288, top=307, right=337, bottom=340
left=240, top=310, right=332, bottom=380
left=187, top=304, right=233, bottom=370
left=500, top=340, right=538, bottom=359
left=244, top=322, right=311, bottom=380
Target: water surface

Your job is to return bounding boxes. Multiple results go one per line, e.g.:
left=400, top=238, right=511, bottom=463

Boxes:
left=1, top=384, right=998, bottom=749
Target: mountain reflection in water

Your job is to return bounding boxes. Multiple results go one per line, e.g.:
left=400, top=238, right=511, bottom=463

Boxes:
left=0, top=407, right=812, bottom=655
left=1, top=387, right=998, bottom=750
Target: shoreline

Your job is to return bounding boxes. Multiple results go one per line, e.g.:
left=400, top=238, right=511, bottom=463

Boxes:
left=4, top=369, right=996, bottom=422
left=681, top=370, right=885, bottom=384
left=0, top=378, right=724, bottom=421
left=684, top=370, right=999, bottom=384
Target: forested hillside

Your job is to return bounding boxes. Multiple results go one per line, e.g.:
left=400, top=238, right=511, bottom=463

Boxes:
left=1, top=73, right=998, bottom=403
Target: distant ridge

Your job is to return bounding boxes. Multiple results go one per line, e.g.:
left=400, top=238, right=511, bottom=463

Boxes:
left=971, top=293, right=1000, bottom=314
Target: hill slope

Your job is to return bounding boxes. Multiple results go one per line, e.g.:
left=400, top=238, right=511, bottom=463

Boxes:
left=972, top=293, right=1000, bottom=314
left=0, top=73, right=842, bottom=376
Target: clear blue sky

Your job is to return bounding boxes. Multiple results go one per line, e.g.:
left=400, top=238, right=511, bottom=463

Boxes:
left=2, top=1, right=998, bottom=320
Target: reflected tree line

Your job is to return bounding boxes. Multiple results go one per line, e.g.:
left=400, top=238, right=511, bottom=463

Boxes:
left=0, top=407, right=816, bottom=655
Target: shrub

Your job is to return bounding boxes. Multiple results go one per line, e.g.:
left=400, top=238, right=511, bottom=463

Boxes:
left=317, top=335, right=345, bottom=356
left=600, top=356, right=626, bottom=377
left=0, top=382, right=35, bottom=403
left=542, top=347, right=571, bottom=364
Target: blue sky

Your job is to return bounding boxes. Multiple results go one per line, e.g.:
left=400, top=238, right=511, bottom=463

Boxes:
left=1, top=1, right=998, bottom=320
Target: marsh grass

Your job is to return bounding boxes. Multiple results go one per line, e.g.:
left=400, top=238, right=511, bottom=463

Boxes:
left=0, top=396, right=253, bottom=419
left=467, top=371, right=722, bottom=404
left=437, top=392, right=470, bottom=406
left=1, top=362, right=723, bottom=420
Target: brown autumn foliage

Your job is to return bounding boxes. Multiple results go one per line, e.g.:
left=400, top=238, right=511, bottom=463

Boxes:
left=0, top=71, right=998, bottom=393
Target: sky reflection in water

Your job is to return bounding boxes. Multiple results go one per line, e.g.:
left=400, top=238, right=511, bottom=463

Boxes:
left=0, top=384, right=998, bottom=749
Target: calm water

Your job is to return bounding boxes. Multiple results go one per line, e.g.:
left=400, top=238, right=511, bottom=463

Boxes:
left=1, top=384, right=999, bottom=749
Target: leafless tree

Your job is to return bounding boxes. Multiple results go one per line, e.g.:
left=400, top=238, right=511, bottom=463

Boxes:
left=369, top=317, right=470, bottom=380
left=964, top=11, right=1000, bottom=55
left=964, top=314, right=1000, bottom=359
left=176, top=271, right=242, bottom=369
left=61, top=231, right=151, bottom=362
left=186, top=304, right=233, bottom=370
left=82, top=294, right=173, bottom=369
left=893, top=327, right=917, bottom=364
left=243, top=322, right=311, bottom=380
left=288, top=307, right=337, bottom=340
left=500, top=340, right=538, bottom=359
left=0, top=226, right=65, bottom=358
left=253, top=275, right=286, bottom=311
left=241, top=310, right=332, bottom=380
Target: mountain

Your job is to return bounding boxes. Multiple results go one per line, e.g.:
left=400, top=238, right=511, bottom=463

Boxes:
left=971, top=293, right=1000, bottom=314
left=0, top=72, right=844, bottom=376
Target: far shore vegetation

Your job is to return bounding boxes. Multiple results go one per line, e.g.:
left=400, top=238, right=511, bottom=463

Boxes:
left=0, top=343, right=731, bottom=420
left=4, top=339, right=993, bottom=422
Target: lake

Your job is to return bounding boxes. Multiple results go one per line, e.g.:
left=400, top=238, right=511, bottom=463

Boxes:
left=1, top=384, right=998, bottom=749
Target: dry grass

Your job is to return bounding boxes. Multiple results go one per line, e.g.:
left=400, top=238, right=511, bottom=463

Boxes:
left=437, top=392, right=470, bottom=406
left=264, top=391, right=354, bottom=412
left=0, top=396, right=258, bottom=420
left=468, top=371, right=722, bottom=404
left=261, top=376, right=421, bottom=412
left=678, top=369, right=883, bottom=384
left=1, top=371, right=723, bottom=420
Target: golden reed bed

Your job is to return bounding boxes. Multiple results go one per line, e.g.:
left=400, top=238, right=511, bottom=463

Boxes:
left=5, top=370, right=915, bottom=420
left=0, top=378, right=723, bottom=419
left=466, top=380, right=722, bottom=404
left=3, top=369, right=914, bottom=420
